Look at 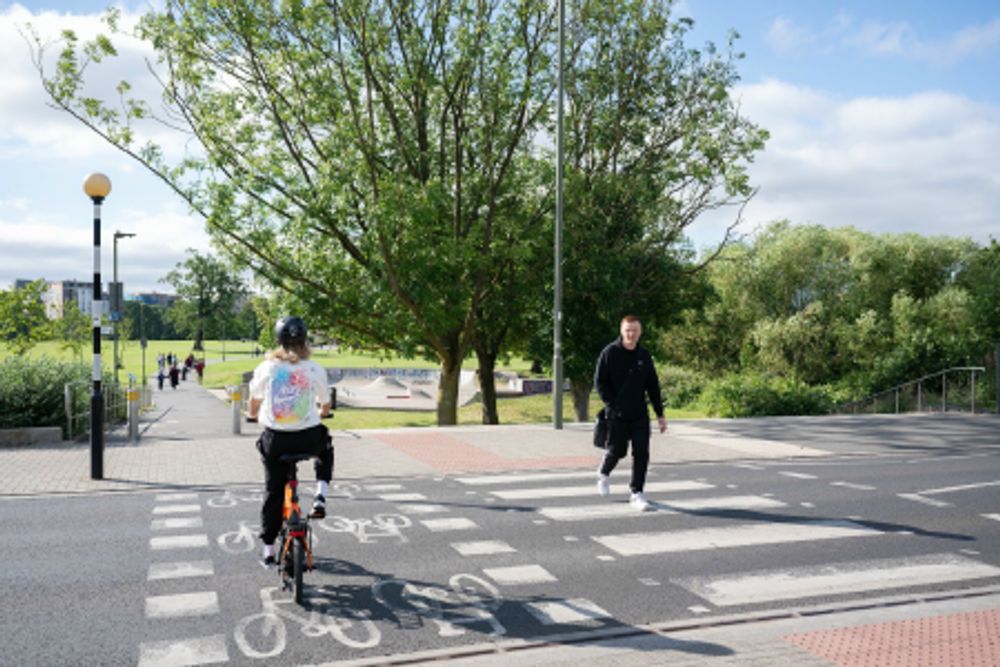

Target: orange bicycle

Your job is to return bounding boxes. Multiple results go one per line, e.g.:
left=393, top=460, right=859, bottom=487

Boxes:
left=276, top=453, right=315, bottom=604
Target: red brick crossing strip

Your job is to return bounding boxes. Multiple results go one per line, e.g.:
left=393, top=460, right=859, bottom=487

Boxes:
left=783, top=607, right=1000, bottom=667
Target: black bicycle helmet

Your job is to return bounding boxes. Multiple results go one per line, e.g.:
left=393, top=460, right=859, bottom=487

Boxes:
left=274, top=316, right=307, bottom=348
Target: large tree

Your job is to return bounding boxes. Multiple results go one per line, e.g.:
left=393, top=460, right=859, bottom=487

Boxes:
left=162, top=250, right=247, bottom=350
left=528, top=0, right=767, bottom=420
left=29, top=0, right=559, bottom=425
left=0, top=280, right=50, bottom=355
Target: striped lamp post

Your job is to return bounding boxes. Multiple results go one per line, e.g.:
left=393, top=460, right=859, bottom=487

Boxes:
left=83, top=172, right=111, bottom=480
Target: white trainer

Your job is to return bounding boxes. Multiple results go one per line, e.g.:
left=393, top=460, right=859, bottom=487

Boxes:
left=630, top=491, right=650, bottom=511
left=597, top=475, right=610, bottom=497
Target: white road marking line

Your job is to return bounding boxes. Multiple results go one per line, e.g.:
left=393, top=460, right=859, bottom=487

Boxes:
left=919, top=480, right=1000, bottom=496
left=145, top=591, right=220, bottom=618
left=538, top=495, right=786, bottom=522
left=597, top=555, right=616, bottom=561
left=639, top=578, right=660, bottom=586
left=420, top=517, right=479, bottom=532
left=593, top=520, right=881, bottom=556
left=396, top=503, right=447, bottom=514
left=147, top=560, right=214, bottom=581
left=533, top=519, right=548, bottom=525
left=563, top=536, right=579, bottom=542
left=689, top=605, right=711, bottom=614
left=490, top=480, right=713, bottom=500
left=733, top=463, right=764, bottom=470
left=137, top=634, right=229, bottom=667
left=898, top=493, right=951, bottom=508
left=779, top=471, right=818, bottom=480
left=483, top=564, right=557, bottom=585
left=525, top=598, right=610, bottom=625
left=676, top=553, right=1000, bottom=607
left=450, top=540, right=517, bottom=556
left=365, top=484, right=404, bottom=491
left=155, top=493, right=199, bottom=502
left=150, top=534, right=210, bottom=550
left=152, top=504, right=201, bottom=515
left=800, top=502, right=815, bottom=508
left=151, top=517, right=204, bottom=531
left=379, top=493, right=426, bottom=501
left=983, top=514, right=1000, bottom=522
left=456, top=471, right=599, bottom=485
left=831, top=481, right=877, bottom=490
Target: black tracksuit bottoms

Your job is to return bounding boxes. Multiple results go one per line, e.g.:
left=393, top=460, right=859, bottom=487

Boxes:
left=257, top=423, right=334, bottom=544
left=599, top=416, right=651, bottom=493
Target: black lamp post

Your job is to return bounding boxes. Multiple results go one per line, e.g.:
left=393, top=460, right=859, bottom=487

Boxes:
left=84, top=172, right=111, bottom=480
left=112, top=230, right=136, bottom=386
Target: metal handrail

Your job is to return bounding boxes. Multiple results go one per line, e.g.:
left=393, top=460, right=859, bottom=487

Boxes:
left=834, top=366, right=986, bottom=415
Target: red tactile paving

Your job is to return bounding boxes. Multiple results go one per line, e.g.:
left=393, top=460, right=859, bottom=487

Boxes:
left=782, top=608, right=1000, bottom=667
left=375, top=432, right=596, bottom=472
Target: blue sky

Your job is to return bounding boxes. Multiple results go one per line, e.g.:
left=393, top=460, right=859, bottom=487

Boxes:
left=1, top=0, right=998, bottom=293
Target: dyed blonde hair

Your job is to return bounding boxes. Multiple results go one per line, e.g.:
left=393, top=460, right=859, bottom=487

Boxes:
left=267, top=343, right=312, bottom=363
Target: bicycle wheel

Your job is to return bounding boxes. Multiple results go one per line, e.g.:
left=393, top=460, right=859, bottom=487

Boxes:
left=293, top=538, right=305, bottom=605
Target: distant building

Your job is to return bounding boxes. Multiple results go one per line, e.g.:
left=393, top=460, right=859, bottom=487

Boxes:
left=14, top=278, right=111, bottom=319
left=134, top=292, right=179, bottom=308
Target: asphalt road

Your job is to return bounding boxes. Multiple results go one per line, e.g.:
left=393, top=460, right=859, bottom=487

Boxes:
left=2, top=446, right=999, bottom=666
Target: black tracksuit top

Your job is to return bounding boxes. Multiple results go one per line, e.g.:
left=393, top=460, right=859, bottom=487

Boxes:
left=594, top=337, right=665, bottom=422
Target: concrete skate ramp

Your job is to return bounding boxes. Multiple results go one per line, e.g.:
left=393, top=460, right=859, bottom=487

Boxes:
left=332, top=369, right=479, bottom=411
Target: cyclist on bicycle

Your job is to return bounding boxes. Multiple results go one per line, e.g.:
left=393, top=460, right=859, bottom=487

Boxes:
left=248, top=316, right=334, bottom=567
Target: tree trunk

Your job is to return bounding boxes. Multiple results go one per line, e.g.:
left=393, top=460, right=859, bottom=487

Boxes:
left=193, top=327, right=204, bottom=351
left=436, top=352, right=463, bottom=426
left=476, top=347, right=499, bottom=425
left=570, top=376, right=592, bottom=422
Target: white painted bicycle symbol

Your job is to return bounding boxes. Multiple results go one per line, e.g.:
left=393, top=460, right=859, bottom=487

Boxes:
left=234, top=586, right=381, bottom=657
left=372, top=574, right=505, bottom=637
left=315, top=513, right=412, bottom=544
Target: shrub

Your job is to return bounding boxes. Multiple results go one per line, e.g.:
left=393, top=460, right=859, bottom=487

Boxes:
left=698, top=372, right=834, bottom=417
left=658, top=365, right=708, bottom=409
left=0, top=357, right=89, bottom=432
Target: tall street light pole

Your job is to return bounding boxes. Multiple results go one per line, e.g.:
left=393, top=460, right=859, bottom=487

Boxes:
left=84, top=172, right=111, bottom=480
left=113, top=230, right=136, bottom=386
left=553, top=0, right=565, bottom=429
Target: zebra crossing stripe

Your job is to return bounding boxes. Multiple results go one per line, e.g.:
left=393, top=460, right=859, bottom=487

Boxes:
left=396, top=503, right=447, bottom=514
left=490, top=480, right=713, bottom=500
left=365, top=483, right=404, bottom=491
left=983, top=514, right=1000, bottom=522
left=420, top=517, right=479, bottom=532
left=379, top=493, right=427, bottom=501
left=152, top=504, right=202, bottom=515
left=451, top=540, right=517, bottom=556
left=151, top=517, right=204, bottom=530
left=456, top=471, right=600, bottom=486
left=676, top=553, right=1000, bottom=606
left=593, top=519, right=881, bottom=556
left=898, top=493, right=951, bottom=508
left=147, top=561, right=215, bottom=581
left=538, top=495, right=786, bottom=522
left=779, top=471, right=818, bottom=480
left=483, top=564, right=557, bottom=585
left=150, top=534, right=210, bottom=550
left=137, top=634, right=229, bottom=667
left=145, top=591, right=220, bottom=619
left=524, top=598, right=610, bottom=625
left=155, top=493, right=199, bottom=502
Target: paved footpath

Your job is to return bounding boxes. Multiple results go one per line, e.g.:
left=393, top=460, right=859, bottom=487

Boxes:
left=2, top=377, right=999, bottom=666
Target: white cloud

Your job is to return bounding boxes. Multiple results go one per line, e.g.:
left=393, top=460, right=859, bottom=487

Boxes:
left=765, top=16, right=813, bottom=55
left=0, top=204, right=213, bottom=294
left=689, top=79, right=1000, bottom=249
left=0, top=4, right=185, bottom=160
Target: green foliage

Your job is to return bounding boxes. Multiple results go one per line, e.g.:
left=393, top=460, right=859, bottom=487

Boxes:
left=657, top=365, right=707, bottom=409
left=0, top=280, right=50, bottom=355
left=0, top=357, right=89, bottom=431
left=51, top=300, right=91, bottom=359
left=162, top=250, right=248, bottom=350
left=698, top=372, right=834, bottom=418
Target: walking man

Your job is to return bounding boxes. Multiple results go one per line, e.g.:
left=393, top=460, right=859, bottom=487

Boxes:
left=594, top=315, right=667, bottom=511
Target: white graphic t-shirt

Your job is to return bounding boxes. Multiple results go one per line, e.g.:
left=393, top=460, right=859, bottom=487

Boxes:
left=248, top=359, right=329, bottom=431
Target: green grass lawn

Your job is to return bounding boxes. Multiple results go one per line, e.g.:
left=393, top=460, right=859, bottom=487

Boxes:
left=8, top=339, right=706, bottom=427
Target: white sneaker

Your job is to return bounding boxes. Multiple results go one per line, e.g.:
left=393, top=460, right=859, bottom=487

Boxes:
left=597, top=475, right=610, bottom=497
left=630, top=492, right=650, bottom=511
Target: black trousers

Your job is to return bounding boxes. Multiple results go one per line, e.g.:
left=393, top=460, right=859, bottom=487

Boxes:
left=257, top=424, right=334, bottom=544
left=599, top=417, right=651, bottom=493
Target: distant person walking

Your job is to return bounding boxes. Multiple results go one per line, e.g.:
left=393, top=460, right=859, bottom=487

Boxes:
left=168, top=364, right=180, bottom=389
left=157, top=368, right=165, bottom=391
left=594, top=315, right=667, bottom=511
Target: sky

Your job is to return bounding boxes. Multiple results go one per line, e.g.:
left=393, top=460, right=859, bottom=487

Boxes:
left=1, top=1, right=998, bottom=294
